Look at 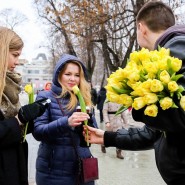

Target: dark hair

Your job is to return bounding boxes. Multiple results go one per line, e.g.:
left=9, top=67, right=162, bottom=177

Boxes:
left=136, top=1, right=175, bottom=32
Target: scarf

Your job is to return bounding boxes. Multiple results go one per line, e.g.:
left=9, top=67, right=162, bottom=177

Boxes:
left=0, top=71, right=22, bottom=118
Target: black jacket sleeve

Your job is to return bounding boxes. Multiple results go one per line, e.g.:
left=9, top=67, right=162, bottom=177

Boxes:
left=104, top=125, right=161, bottom=150
left=0, top=118, right=22, bottom=148
left=132, top=101, right=185, bottom=132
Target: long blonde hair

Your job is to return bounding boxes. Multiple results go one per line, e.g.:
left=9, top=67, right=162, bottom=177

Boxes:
left=0, top=27, right=24, bottom=103
left=58, top=61, right=92, bottom=111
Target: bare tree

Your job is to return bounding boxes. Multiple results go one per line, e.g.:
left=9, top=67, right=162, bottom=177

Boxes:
left=0, top=8, right=28, bottom=30
left=34, top=0, right=76, bottom=56
left=33, top=0, right=185, bottom=87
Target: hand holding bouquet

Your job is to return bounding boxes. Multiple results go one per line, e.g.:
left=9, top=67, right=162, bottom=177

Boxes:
left=106, top=47, right=185, bottom=117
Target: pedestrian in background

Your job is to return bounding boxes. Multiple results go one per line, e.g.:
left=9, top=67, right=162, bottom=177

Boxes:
left=88, top=80, right=97, bottom=114
left=33, top=54, right=97, bottom=185
left=88, top=80, right=97, bottom=106
left=97, top=87, right=106, bottom=123
left=126, top=108, right=144, bottom=128
left=0, top=26, right=48, bottom=185
left=101, top=102, right=128, bottom=159
left=84, top=1, right=185, bottom=184
left=44, top=82, right=52, bottom=91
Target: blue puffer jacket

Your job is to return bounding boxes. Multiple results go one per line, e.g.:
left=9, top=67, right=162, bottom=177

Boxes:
left=33, top=54, right=97, bottom=185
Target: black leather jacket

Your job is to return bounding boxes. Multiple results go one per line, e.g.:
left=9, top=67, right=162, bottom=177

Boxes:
left=105, top=25, right=185, bottom=185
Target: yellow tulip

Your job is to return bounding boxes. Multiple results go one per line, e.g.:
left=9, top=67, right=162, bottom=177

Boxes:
left=131, top=81, right=151, bottom=97
left=159, top=70, right=170, bottom=84
left=131, top=87, right=150, bottom=97
left=168, top=81, right=179, bottom=92
left=141, top=80, right=152, bottom=89
left=160, top=97, right=173, bottom=110
left=72, top=85, right=89, bottom=146
left=144, top=93, right=158, bottom=105
left=72, top=85, right=87, bottom=114
left=144, top=104, right=158, bottom=117
left=106, top=92, right=120, bottom=103
left=132, top=97, right=146, bottom=110
left=171, top=58, right=182, bottom=72
left=147, top=72, right=156, bottom=79
left=130, top=51, right=140, bottom=63
left=158, top=47, right=170, bottom=56
left=138, top=48, right=150, bottom=61
left=157, top=60, right=168, bottom=71
left=24, top=84, right=33, bottom=95
left=119, top=94, right=133, bottom=107
left=23, top=83, right=34, bottom=142
left=180, top=96, right=185, bottom=111
left=143, top=61, right=158, bottom=74
left=128, top=72, right=140, bottom=83
left=150, top=79, right=164, bottom=92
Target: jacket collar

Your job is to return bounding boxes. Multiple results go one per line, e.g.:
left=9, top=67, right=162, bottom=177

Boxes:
left=155, top=25, right=185, bottom=49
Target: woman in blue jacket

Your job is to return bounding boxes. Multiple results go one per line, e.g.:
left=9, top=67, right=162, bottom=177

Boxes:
left=33, top=54, right=97, bottom=185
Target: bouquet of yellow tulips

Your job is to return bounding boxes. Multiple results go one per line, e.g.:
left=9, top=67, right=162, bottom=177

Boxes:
left=106, top=47, right=185, bottom=117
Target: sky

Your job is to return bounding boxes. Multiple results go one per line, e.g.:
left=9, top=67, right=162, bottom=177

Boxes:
left=0, top=0, right=48, bottom=61
left=1, top=0, right=185, bottom=62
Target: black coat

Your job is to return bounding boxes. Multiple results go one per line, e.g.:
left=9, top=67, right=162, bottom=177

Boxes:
left=0, top=115, right=30, bottom=185
left=91, top=88, right=98, bottom=106
left=97, top=88, right=106, bottom=110
left=105, top=25, right=185, bottom=185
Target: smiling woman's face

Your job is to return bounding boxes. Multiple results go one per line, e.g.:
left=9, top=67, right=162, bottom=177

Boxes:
left=8, top=49, right=22, bottom=71
left=60, top=63, right=80, bottom=91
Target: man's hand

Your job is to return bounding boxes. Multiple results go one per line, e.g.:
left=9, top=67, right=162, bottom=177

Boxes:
left=83, top=125, right=105, bottom=144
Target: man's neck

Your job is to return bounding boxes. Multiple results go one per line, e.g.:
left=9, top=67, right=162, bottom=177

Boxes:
left=148, top=31, right=165, bottom=50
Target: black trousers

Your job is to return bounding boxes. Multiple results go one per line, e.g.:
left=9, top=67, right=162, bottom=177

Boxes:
left=99, top=109, right=103, bottom=122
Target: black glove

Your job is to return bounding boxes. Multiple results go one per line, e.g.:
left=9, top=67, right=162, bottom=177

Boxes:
left=18, top=98, right=50, bottom=124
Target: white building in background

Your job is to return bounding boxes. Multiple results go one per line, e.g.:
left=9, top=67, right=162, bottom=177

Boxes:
left=17, top=53, right=53, bottom=92
left=16, top=58, right=28, bottom=74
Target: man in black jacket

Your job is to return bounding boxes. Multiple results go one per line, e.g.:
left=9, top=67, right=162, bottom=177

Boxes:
left=85, top=1, right=185, bottom=185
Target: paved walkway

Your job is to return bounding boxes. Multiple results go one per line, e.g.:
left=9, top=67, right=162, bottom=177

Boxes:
left=27, top=110, right=166, bottom=185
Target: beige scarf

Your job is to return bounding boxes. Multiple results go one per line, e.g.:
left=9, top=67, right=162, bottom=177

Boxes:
left=0, top=71, right=22, bottom=118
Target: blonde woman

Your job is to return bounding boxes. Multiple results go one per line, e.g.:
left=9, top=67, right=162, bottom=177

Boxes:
left=0, top=27, right=48, bottom=185
left=33, top=54, right=98, bottom=185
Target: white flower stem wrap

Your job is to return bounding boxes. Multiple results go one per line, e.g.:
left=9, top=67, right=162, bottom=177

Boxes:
left=72, top=85, right=89, bottom=146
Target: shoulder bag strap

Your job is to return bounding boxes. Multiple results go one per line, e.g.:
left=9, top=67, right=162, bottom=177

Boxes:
left=55, top=96, right=82, bottom=183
